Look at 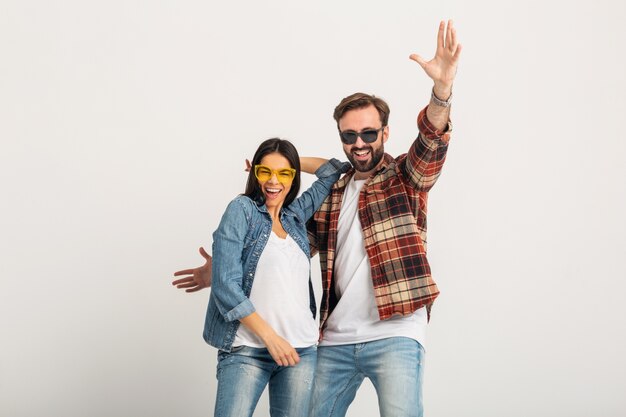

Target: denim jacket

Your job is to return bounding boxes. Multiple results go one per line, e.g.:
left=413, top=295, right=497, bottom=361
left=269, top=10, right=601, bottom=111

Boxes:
left=203, top=159, right=349, bottom=352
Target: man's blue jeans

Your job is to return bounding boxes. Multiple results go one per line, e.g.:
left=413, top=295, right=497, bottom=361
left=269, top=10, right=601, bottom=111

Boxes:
left=214, top=345, right=317, bottom=417
left=310, top=337, right=425, bottom=417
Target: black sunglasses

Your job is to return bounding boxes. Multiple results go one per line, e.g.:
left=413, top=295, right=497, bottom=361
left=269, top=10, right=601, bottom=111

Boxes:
left=339, top=126, right=385, bottom=145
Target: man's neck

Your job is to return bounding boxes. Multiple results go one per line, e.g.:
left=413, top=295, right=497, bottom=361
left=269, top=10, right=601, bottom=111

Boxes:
left=353, top=170, right=371, bottom=180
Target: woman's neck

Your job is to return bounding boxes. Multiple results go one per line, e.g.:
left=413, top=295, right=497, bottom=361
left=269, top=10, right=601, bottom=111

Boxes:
left=266, top=204, right=282, bottom=221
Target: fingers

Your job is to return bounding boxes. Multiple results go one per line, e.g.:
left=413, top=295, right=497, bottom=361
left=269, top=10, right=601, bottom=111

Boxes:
left=445, top=20, right=453, bottom=51
left=437, top=20, right=445, bottom=52
left=273, top=349, right=300, bottom=366
left=173, top=269, right=194, bottom=276
left=449, top=20, right=458, bottom=51
left=286, top=350, right=300, bottom=366
left=409, top=53, right=427, bottom=69
left=453, top=43, right=463, bottom=61
left=172, top=275, right=205, bottom=292
left=172, top=276, right=193, bottom=286
left=173, top=270, right=209, bottom=292
left=176, top=280, right=199, bottom=289
left=199, top=247, right=211, bottom=262
left=245, top=159, right=252, bottom=172
left=268, top=339, right=301, bottom=366
left=446, top=20, right=460, bottom=59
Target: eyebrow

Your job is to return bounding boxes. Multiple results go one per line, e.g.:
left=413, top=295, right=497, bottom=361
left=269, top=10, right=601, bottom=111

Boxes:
left=258, top=165, right=294, bottom=170
left=342, top=126, right=380, bottom=132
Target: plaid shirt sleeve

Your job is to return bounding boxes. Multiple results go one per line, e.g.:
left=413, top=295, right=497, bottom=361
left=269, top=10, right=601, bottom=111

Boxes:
left=403, top=105, right=451, bottom=192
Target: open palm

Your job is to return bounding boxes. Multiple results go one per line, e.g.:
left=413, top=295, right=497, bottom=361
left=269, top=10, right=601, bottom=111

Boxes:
left=410, top=20, right=462, bottom=90
left=172, top=247, right=212, bottom=292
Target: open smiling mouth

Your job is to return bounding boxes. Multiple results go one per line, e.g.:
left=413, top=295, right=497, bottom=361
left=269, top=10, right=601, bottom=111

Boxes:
left=352, top=148, right=371, bottom=160
left=265, top=187, right=282, bottom=198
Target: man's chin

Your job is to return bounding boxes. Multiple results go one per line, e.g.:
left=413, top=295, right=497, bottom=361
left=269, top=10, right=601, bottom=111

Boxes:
left=347, top=157, right=369, bottom=171
left=347, top=148, right=383, bottom=174
left=352, top=160, right=375, bottom=173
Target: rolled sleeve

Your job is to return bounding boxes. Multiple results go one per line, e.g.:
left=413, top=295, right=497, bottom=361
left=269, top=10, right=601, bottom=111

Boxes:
left=417, top=105, right=452, bottom=146
left=222, top=297, right=255, bottom=322
left=404, top=107, right=451, bottom=191
left=314, top=158, right=351, bottom=178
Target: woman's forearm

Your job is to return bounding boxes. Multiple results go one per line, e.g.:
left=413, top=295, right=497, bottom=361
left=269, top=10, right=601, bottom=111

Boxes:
left=239, top=312, right=300, bottom=366
left=239, top=312, right=276, bottom=342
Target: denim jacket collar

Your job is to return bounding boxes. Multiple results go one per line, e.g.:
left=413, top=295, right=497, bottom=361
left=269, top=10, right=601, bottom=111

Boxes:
left=250, top=197, right=299, bottom=220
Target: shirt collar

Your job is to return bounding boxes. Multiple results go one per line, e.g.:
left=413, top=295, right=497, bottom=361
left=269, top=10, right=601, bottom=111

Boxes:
left=251, top=198, right=296, bottom=218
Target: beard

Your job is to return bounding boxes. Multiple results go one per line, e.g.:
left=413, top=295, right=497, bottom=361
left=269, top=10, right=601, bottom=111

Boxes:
left=346, top=144, right=385, bottom=173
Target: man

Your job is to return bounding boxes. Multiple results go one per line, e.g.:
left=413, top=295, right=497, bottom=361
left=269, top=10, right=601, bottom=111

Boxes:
left=173, top=20, right=461, bottom=417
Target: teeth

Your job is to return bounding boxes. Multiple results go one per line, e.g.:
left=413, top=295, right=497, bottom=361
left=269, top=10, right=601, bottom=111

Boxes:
left=267, top=188, right=280, bottom=193
left=355, top=150, right=370, bottom=156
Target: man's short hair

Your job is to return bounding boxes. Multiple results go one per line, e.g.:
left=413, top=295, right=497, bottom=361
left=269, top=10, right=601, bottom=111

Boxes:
left=333, top=93, right=390, bottom=128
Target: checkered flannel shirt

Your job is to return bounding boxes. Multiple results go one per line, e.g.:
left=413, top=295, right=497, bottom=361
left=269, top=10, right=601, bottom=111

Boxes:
left=308, top=105, right=451, bottom=333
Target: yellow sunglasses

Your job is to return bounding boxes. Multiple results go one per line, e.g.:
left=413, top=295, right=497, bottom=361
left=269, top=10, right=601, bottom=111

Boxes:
left=254, top=165, right=296, bottom=184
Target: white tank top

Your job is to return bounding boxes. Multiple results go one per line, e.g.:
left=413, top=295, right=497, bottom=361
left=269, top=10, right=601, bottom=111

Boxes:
left=320, top=177, right=428, bottom=348
left=233, top=232, right=318, bottom=348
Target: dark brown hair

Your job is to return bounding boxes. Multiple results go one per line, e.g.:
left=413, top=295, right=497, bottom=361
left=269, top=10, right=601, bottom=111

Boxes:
left=243, top=138, right=301, bottom=207
left=333, top=93, right=390, bottom=127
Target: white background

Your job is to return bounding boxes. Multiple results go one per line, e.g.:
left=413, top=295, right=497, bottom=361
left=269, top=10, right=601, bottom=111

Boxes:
left=1, top=1, right=625, bottom=416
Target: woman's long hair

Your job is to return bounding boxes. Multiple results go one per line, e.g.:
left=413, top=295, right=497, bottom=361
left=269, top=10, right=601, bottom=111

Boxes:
left=243, top=138, right=301, bottom=207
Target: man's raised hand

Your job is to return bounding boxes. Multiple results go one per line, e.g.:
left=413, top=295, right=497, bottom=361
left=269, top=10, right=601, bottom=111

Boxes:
left=409, top=20, right=462, bottom=99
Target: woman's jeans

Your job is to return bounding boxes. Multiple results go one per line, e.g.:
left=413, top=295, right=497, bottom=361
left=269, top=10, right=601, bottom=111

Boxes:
left=214, top=345, right=317, bottom=417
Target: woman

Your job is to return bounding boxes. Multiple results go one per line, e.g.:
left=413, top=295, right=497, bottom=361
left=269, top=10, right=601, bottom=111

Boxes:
left=198, top=138, right=346, bottom=417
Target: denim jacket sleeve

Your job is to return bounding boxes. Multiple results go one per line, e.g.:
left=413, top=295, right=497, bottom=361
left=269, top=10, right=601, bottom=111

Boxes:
left=290, top=158, right=350, bottom=221
left=210, top=198, right=256, bottom=322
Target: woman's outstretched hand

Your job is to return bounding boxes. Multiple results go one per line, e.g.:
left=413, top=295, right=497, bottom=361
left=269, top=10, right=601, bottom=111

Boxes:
left=172, top=247, right=212, bottom=292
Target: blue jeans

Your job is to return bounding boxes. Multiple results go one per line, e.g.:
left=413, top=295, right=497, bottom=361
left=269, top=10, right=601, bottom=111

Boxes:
left=214, top=345, right=317, bottom=417
left=310, top=337, right=425, bottom=417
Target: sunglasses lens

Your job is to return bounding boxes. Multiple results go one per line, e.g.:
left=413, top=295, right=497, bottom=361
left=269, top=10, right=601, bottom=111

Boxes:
left=277, top=170, right=294, bottom=183
left=255, top=167, right=272, bottom=181
left=340, top=131, right=357, bottom=144
left=360, top=130, right=379, bottom=143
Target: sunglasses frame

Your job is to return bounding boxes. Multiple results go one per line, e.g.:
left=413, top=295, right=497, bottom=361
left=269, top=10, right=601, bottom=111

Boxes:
left=339, top=126, right=386, bottom=145
left=254, top=164, right=296, bottom=184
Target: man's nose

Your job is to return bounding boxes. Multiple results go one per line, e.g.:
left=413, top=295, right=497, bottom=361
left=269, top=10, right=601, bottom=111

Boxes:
left=354, top=135, right=368, bottom=147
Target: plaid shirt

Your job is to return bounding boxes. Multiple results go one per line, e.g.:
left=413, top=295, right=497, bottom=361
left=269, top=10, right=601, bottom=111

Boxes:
left=308, top=106, right=451, bottom=334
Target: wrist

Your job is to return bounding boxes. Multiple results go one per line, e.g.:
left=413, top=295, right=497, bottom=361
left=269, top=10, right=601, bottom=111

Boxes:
left=431, top=86, right=453, bottom=108
left=258, top=328, right=277, bottom=343
left=432, top=83, right=453, bottom=101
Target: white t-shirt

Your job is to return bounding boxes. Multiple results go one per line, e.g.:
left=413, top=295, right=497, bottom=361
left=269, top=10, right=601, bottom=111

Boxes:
left=320, top=177, right=428, bottom=348
left=233, top=232, right=318, bottom=348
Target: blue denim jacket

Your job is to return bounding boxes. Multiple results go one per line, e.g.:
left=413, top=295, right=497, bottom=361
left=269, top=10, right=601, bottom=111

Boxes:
left=203, top=159, right=348, bottom=352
